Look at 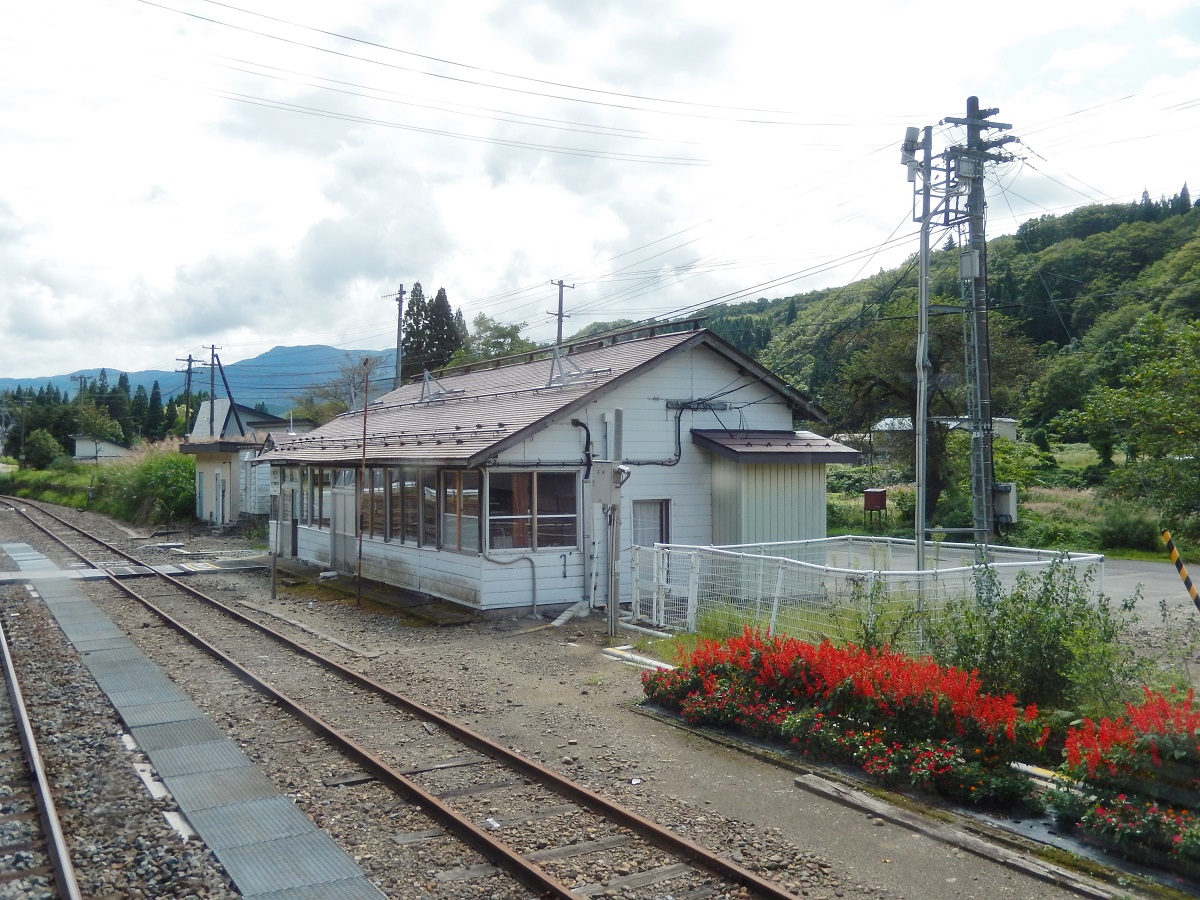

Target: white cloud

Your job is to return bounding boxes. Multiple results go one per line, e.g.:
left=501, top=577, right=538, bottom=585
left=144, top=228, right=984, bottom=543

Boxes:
left=0, top=0, right=1196, bottom=376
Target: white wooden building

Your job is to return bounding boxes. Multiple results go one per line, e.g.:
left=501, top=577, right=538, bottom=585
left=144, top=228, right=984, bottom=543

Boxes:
left=71, top=435, right=134, bottom=464
left=258, top=327, right=859, bottom=613
left=181, top=399, right=315, bottom=528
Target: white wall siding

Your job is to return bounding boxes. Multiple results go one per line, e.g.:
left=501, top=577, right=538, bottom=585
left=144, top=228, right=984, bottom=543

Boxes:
left=285, top=525, right=586, bottom=612
left=273, top=341, right=831, bottom=614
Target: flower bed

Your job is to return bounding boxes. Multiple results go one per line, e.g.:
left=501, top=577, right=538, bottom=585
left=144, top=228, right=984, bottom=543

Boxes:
left=1054, top=688, right=1200, bottom=866
left=641, top=628, right=1046, bottom=808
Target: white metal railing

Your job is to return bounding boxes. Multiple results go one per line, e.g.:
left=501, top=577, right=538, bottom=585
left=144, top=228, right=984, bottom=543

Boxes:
left=629, top=536, right=1105, bottom=654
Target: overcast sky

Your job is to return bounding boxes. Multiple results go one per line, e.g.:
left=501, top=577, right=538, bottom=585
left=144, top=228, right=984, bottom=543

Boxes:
left=2, top=0, right=1197, bottom=388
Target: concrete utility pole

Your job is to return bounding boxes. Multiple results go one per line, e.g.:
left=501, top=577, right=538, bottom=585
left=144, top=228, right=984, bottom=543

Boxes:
left=388, top=284, right=406, bottom=390
left=549, top=279, right=575, bottom=346
left=902, top=97, right=1014, bottom=557
left=177, top=354, right=195, bottom=434
left=901, top=125, right=935, bottom=572
left=208, top=345, right=219, bottom=438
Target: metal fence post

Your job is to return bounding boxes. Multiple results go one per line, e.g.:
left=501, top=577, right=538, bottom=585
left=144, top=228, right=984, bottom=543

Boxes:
left=686, top=550, right=701, bottom=632
left=768, top=561, right=785, bottom=636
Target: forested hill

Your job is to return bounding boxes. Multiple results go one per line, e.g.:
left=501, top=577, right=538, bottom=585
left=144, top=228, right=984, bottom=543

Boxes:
left=585, top=186, right=1200, bottom=529
left=627, top=187, right=1200, bottom=443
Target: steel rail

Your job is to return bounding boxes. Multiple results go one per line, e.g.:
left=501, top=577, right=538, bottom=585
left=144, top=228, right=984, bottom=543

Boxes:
left=7, top=498, right=802, bottom=900
left=0, top=617, right=84, bottom=900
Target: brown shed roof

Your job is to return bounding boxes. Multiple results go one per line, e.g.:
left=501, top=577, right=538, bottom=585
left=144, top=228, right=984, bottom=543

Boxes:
left=690, top=429, right=860, bottom=464
left=259, top=329, right=825, bottom=468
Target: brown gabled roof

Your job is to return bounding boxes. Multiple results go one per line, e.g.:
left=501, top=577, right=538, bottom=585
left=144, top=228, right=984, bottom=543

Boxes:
left=258, top=329, right=825, bottom=468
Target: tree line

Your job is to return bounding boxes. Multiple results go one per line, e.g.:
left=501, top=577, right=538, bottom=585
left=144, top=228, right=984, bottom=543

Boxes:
left=0, top=373, right=203, bottom=466
left=662, top=184, right=1200, bottom=534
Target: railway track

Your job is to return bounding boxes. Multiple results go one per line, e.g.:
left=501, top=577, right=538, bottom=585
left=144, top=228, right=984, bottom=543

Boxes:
left=0, top=579, right=82, bottom=899
left=4, top=497, right=802, bottom=899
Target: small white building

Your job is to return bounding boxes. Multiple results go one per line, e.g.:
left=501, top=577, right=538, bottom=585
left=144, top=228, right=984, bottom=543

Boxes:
left=258, top=327, right=859, bottom=613
left=181, top=399, right=314, bottom=527
left=72, top=435, right=134, bottom=464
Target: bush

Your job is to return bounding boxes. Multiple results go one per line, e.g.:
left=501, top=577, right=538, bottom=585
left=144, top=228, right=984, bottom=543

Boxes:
left=22, top=428, right=67, bottom=470
left=93, top=449, right=195, bottom=524
left=1096, top=502, right=1161, bottom=551
left=927, top=560, right=1148, bottom=715
left=0, top=444, right=195, bottom=526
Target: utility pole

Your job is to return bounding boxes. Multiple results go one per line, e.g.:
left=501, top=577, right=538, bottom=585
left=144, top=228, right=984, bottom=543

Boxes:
left=208, top=345, right=218, bottom=438
left=902, top=97, right=1014, bottom=557
left=177, top=354, right=195, bottom=435
left=943, top=97, right=1015, bottom=546
left=901, top=125, right=935, bottom=572
left=548, top=279, right=575, bottom=346
left=387, top=284, right=406, bottom=390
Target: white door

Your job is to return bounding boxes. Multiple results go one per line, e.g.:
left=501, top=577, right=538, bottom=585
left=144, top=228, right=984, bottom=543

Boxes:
left=331, top=488, right=357, bottom=573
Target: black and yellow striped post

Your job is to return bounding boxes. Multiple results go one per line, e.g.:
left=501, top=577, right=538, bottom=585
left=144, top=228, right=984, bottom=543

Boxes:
left=1162, top=530, right=1200, bottom=612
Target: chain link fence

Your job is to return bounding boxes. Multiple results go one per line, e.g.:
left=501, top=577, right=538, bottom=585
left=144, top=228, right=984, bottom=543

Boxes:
left=629, top=536, right=1105, bottom=655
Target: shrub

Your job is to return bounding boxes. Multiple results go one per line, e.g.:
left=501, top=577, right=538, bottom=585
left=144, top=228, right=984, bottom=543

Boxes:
left=94, top=449, right=195, bottom=524
left=1096, top=502, right=1161, bottom=552
left=22, top=428, right=67, bottom=470
left=927, top=560, right=1147, bottom=715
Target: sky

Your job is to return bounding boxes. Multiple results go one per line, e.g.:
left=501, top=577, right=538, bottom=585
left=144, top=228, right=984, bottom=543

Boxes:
left=1, top=0, right=1198, bottom=393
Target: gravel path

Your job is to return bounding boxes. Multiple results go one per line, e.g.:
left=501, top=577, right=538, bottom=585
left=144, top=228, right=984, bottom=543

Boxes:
left=0, top=502, right=1117, bottom=899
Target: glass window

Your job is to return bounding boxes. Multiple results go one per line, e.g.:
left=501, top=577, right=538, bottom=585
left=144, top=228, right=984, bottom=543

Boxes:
left=402, top=470, right=419, bottom=543
left=299, top=468, right=310, bottom=525
left=317, top=469, right=332, bottom=529
left=389, top=469, right=403, bottom=541
left=632, top=499, right=670, bottom=547
left=489, top=472, right=532, bottom=549
left=368, top=468, right=386, bottom=538
left=421, top=469, right=438, bottom=546
left=441, top=470, right=481, bottom=553
left=488, top=471, right=577, bottom=550
left=536, top=472, right=577, bottom=547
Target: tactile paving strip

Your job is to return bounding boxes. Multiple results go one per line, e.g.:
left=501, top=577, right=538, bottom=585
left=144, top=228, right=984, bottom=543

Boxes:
left=2, top=542, right=385, bottom=899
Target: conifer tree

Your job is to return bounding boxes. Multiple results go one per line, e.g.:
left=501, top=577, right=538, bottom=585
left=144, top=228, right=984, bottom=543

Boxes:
left=400, top=282, right=429, bottom=382
left=146, top=382, right=165, bottom=440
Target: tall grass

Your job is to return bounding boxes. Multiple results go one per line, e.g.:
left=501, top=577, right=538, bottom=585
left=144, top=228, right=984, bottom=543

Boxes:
left=0, top=442, right=194, bottom=525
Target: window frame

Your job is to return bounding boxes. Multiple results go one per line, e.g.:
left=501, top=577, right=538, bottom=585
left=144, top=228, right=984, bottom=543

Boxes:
left=487, top=469, right=579, bottom=552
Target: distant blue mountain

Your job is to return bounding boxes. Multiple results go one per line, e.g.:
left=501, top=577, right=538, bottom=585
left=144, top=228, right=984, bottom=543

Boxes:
left=0, top=345, right=397, bottom=415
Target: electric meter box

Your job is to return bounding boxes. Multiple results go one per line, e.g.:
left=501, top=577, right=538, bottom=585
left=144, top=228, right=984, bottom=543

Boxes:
left=591, top=461, right=615, bottom=508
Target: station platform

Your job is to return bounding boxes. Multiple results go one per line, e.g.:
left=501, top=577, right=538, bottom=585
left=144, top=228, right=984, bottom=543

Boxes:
left=1, top=542, right=385, bottom=900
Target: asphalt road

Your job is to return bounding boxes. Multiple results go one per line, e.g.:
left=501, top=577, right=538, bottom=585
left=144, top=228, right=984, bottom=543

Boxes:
left=1100, top=555, right=1199, bottom=621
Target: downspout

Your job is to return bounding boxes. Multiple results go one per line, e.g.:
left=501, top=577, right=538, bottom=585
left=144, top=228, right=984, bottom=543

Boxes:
left=572, top=418, right=593, bottom=602
left=570, top=419, right=593, bottom=480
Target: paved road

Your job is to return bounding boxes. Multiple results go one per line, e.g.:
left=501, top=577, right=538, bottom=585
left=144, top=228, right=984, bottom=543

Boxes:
left=1101, top=556, right=1198, bottom=621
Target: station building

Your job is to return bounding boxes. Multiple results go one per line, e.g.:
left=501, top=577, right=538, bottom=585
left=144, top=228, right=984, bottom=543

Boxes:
left=257, top=326, right=859, bottom=614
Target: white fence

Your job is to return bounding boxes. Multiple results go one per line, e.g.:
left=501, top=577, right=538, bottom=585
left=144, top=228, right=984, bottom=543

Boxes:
left=629, top=536, right=1105, bottom=654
